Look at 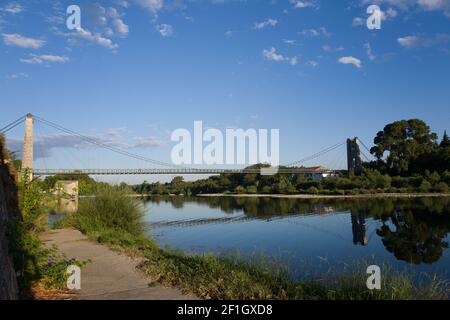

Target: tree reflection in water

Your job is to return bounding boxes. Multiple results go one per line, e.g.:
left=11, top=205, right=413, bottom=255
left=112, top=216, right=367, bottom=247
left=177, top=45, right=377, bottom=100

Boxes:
left=144, top=196, right=450, bottom=265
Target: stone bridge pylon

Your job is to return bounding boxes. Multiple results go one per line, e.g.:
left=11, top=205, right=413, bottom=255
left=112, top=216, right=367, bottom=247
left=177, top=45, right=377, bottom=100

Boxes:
left=21, top=113, right=33, bottom=181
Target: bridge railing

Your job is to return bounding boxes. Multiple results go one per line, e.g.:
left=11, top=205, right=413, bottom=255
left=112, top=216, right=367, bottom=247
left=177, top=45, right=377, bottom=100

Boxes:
left=32, top=168, right=336, bottom=176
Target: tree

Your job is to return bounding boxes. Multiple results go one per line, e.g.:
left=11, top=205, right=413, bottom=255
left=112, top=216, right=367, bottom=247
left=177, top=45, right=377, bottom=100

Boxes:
left=440, top=131, right=450, bottom=148
left=170, top=176, right=185, bottom=195
left=370, top=119, right=438, bottom=175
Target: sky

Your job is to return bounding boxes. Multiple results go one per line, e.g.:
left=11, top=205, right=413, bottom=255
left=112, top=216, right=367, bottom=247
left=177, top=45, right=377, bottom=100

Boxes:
left=1, top=0, right=449, bottom=183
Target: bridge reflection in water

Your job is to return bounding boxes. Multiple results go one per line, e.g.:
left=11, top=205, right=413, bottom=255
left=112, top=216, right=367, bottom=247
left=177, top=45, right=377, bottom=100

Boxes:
left=144, top=196, right=450, bottom=269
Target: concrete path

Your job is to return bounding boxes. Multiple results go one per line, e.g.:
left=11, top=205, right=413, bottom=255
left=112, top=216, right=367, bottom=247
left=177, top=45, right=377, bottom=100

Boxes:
left=40, top=229, right=197, bottom=300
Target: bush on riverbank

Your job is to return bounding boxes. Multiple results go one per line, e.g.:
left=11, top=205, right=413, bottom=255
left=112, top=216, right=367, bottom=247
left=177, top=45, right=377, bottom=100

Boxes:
left=55, top=184, right=150, bottom=247
left=58, top=185, right=145, bottom=240
left=58, top=186, right=449, bottom=300
left=7, top=172, right=80, bottom=296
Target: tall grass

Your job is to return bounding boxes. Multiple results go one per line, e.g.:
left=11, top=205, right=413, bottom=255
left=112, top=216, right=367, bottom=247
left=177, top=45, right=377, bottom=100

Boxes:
left=59, top=185, right=148, bottom=246
left=58, top=185, right=449, bottom=300
left=139, top=250, right=448, bottom=300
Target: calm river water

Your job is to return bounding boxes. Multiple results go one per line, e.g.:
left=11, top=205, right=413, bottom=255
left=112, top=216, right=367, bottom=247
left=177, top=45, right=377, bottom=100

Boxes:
left=143, top=196, right=450, bottom=280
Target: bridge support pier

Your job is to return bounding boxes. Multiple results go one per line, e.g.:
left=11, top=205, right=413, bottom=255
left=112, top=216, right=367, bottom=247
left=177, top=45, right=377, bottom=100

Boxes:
left=347, top=137, right=362, bottom=175
left=21, top=114, right=33, bottom=181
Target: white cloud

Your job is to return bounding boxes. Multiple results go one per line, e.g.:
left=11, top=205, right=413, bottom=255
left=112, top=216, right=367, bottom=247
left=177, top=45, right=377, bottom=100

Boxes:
left=352, top=17, right=365, bottom=26
left=338, top=56, right=362, bottom=68
left=135, top=0, right=163, bottom=12
left=306, top=60, right=318, bottom=67
left=254, top=18, right=278, bottom=30
left=132, top=137, right=163, bottom=148
left=360, top=0, right=415, bottom=11
left=1, top=2, right=24, bottom=14
left=289, top=56, right=299, bottom=65
left=283, top=39, right=297, bottom=45
left=290, top=0, right=317, bottom=9
left=2, top=33, right=45, bottom=49
left=7, top=130, right=163, bottom=159
left=418, top=0, right=450, bottom=11
left=7, top=72, right=28, bottom=79
left=360, top=0, right=450, bottom=16
left=263, top=47, right=286, bottom=62
left=298, top=27, right=330, bottom=37
left=364, top=42, right=376, bottom=60
left=107, top=7, right=119, bottom=18
left=113, top=18, right=129, bottom=36
left=262, top=47, right=298, bottom=66
left=105, top=28, right=114, bottom=36
left=322, top=45, right=344, bottom=52
left=113, top=0, right=130, bottom=8
left=20, top=54, right=69, bottom=64
left=397, top=33, right=450, bottom=48
left=71, top=28, right=119, bottom=49
left=386, top=7, right=398, bottom=18
left=156, top=24, right=173, bottom=37
left=87, top=3, right=108, bottom=26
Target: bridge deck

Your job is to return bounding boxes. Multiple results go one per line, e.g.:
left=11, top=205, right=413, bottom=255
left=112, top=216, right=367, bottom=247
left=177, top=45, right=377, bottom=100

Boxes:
left=32, top=168, right=335, bottom=176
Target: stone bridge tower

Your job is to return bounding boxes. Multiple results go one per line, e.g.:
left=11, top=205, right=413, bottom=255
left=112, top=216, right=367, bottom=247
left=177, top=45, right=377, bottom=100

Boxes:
left=347, top=137, right=362, bottom=175
left=21, top=113, right=33, bottom=181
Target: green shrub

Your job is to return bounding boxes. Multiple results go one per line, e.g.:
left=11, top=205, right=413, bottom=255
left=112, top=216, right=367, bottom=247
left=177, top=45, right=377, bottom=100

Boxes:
left=261, top=186, right=272, bottom=194
left=334, top=189, right=345, bottom=195
left=246, top=185, right=258, bottom=194
left=433, top=182, right=448, bottom=193
left=426, top=171, right=441, bottom=185
left=441, top=171, right=450, bottom=185
left=65, top=184, right=146, bottom=238
left=306, top=187, right=319, bottom=195
left=234, top=186, right=246, bottom=194
left=419, top=180, right=432, bottom=192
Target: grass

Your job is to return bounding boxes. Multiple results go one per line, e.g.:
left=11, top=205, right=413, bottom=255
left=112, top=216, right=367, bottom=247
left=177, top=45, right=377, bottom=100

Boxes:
left=7, top=174, right=85, bottom=298
left=57, top=185, right=449, bottom=300
left=59, top=184, right=145, bottom=237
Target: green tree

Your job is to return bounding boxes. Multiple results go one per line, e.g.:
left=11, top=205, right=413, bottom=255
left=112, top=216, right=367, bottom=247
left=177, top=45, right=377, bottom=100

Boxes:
left=370, top=119, right=438, bottom=175
left=440, top=131, right=450, bottom=148
left=170, top=176, right=185, bottom=195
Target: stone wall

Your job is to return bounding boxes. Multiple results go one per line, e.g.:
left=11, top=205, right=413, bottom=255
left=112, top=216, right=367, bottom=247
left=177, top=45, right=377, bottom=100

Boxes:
left=0, top=135, right=20, bottom=300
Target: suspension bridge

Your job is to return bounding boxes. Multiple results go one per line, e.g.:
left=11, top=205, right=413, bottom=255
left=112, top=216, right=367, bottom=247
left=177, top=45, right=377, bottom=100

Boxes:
left=0, top=114, right=372, bottom=179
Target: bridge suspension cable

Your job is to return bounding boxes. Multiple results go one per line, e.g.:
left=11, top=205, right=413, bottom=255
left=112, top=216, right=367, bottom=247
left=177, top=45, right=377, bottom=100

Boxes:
left=6, top=114, right=356, bottom=173
left=0, top=115, right=26, bottom=134
left=33, top=115, right=189, bottom=169
left=358, top=139, right=372, bottom=155
left=358, top=139, right=374, bottom=162
left=285, top=141, right=346, bottom=167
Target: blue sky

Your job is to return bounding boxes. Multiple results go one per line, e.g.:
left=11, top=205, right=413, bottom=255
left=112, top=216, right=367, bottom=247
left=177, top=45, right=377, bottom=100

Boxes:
left=1, top=0, right=449, bottom=182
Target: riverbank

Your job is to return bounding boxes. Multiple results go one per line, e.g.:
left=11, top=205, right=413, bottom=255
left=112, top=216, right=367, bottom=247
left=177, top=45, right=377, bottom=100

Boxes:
left=40, top=229, right=196, bottom=300
left=56, top=221, right=449, bottom=300
left=198, top=192, right=450, bottom=199
left=53, top=185, right=449, bottom=300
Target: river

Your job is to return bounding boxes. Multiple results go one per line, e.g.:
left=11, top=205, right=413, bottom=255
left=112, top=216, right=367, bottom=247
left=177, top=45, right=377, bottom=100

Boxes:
left=143, top=196, right=450, bottom=280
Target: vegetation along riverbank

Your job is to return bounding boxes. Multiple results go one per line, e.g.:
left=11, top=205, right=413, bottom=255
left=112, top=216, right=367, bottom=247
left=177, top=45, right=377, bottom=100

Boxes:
left=54, top=184, right=449, bottom=300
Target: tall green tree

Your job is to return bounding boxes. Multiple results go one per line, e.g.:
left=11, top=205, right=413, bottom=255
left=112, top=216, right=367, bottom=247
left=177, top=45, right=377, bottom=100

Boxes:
left=440, top=131, right=450, bottom=148
left=370, top=119, right=438, bottom=174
